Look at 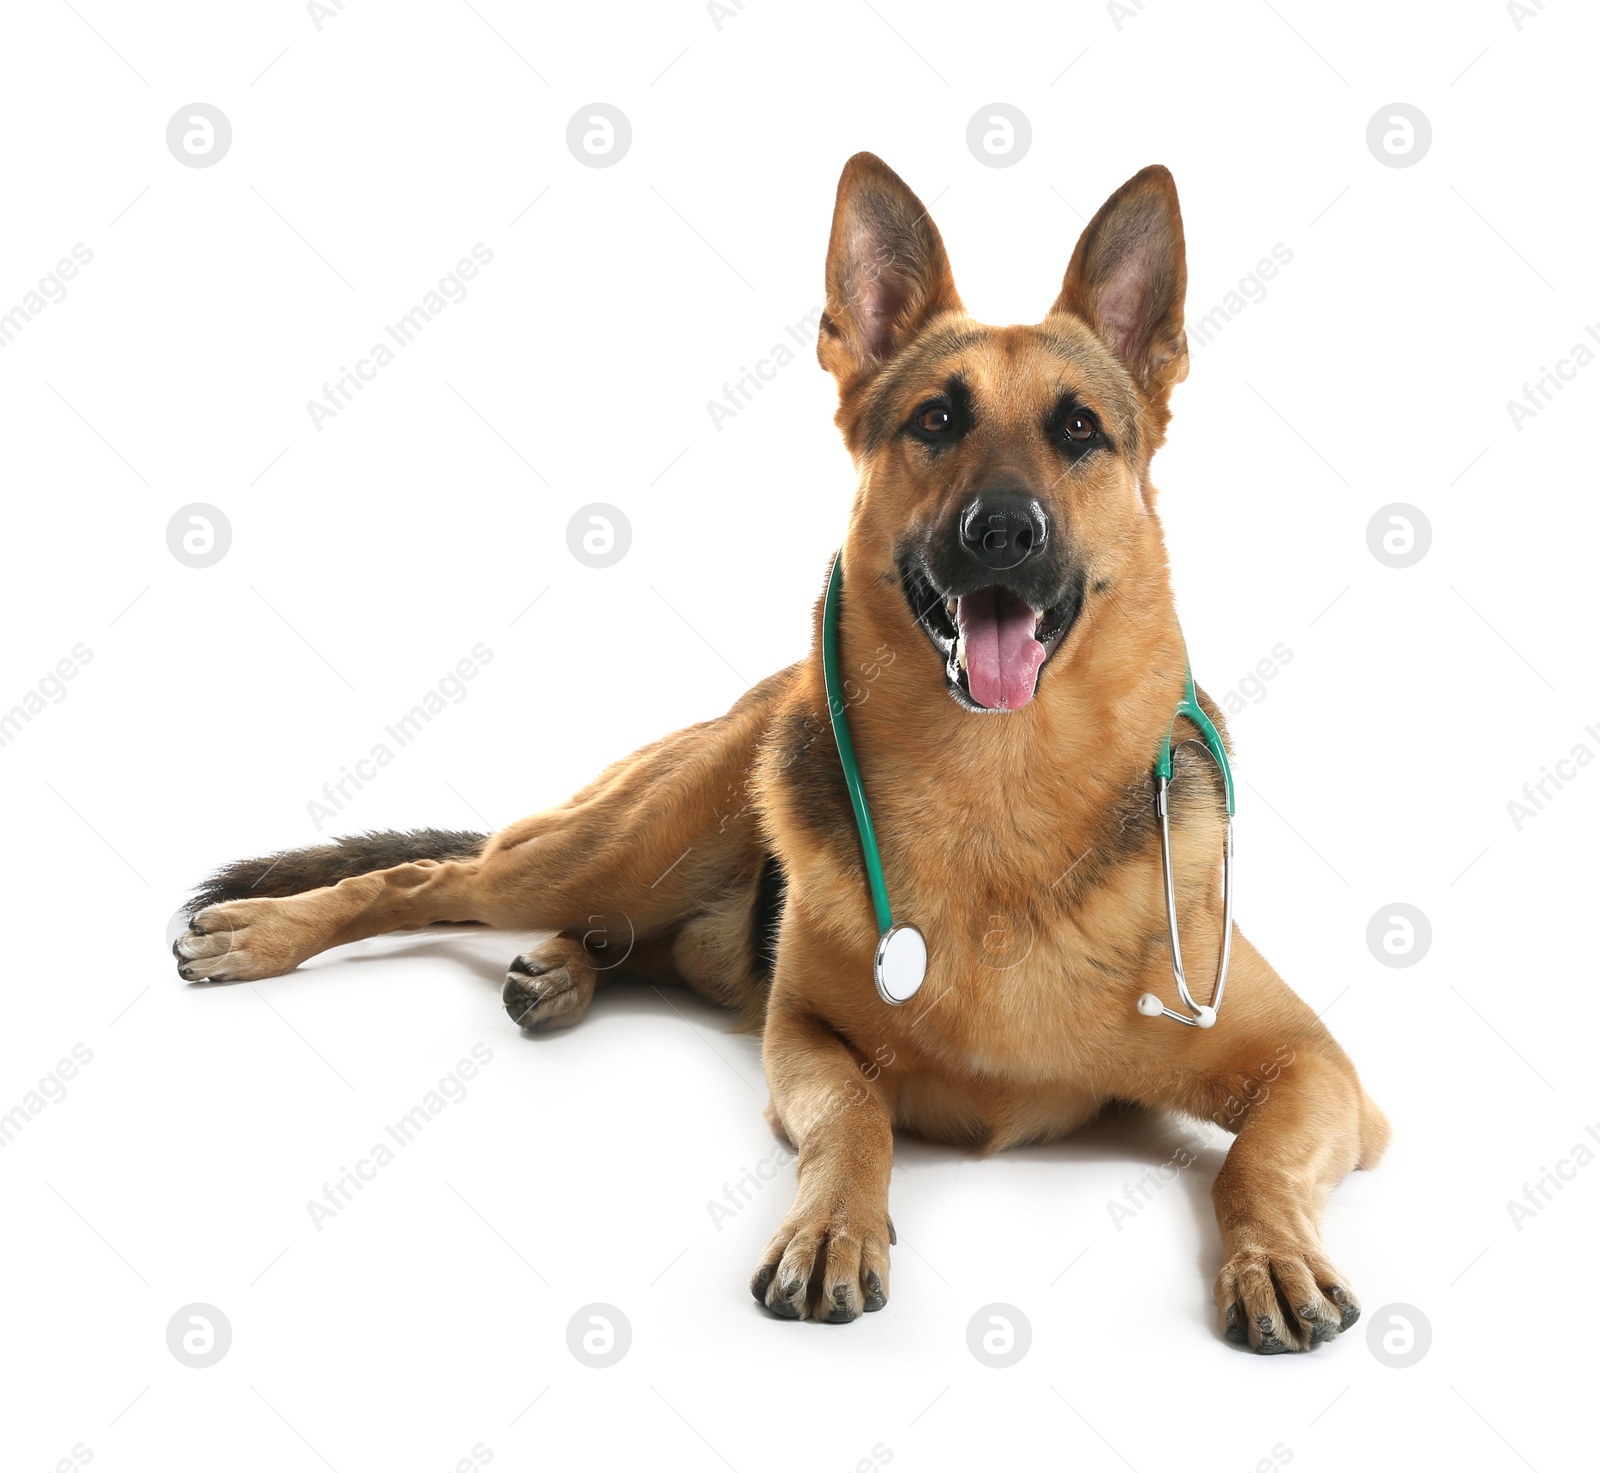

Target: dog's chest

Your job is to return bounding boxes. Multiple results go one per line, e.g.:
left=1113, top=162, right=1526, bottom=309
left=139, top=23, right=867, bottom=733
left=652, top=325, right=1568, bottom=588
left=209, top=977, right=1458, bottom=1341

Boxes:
left=897, top=910, right=1139, bottom=1079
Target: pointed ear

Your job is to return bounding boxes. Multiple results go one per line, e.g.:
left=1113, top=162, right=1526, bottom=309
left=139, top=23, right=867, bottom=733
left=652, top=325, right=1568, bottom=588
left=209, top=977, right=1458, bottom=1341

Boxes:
left=1051, top=165, right=1189, bottom=401
left=818, top=153, right=964, bottom=390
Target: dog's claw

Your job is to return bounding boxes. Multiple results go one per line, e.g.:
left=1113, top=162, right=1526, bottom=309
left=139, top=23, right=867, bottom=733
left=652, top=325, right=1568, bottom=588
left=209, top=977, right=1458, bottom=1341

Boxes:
left=824, top=1285, right=856, bottom=1323
left=1329, top=1286, right=1360, bottom=1331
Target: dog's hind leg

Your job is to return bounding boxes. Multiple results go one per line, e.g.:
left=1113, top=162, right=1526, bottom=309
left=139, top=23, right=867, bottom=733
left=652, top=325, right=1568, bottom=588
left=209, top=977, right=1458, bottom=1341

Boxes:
left=497, top=885, right=773, bottom=1032
left=176, top=670, right=795, bottom=1029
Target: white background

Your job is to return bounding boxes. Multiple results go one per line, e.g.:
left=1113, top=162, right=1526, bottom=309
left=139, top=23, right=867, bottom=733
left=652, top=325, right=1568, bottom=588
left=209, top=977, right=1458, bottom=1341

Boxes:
left=3, top=1, right=1597, bottom=1469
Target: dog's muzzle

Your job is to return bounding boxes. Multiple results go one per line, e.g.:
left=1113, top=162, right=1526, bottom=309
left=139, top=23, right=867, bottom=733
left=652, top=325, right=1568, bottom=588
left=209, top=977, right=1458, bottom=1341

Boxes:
left=899, top=493, right=1084, bottom=713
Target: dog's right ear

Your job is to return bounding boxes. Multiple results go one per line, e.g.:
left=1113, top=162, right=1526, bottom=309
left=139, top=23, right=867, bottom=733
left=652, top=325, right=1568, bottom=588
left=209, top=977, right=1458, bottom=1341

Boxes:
left=818, top=153, right=963, bottom=392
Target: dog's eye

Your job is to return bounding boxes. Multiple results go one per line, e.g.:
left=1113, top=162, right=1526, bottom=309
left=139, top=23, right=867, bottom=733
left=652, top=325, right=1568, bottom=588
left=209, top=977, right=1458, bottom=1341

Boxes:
left=1063, top=412, right=1097, bottom=442
left=907, top=389, right=969, bottom=446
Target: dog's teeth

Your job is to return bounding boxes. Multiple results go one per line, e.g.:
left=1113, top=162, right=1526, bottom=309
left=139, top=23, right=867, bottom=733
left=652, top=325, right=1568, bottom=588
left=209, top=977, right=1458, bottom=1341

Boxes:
left=946, top=598, right=958, bottom=621
left=955, top=634, right=967, bottom=672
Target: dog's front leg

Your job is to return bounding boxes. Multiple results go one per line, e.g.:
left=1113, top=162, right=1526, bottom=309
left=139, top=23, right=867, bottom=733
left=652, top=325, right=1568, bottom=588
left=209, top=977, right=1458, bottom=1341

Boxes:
left=751, top=1002, right=894, bottom=1323
left=1130, top=935, right=1387, bottom=1353
left=1206, top=1038, right=1384, bottom=1354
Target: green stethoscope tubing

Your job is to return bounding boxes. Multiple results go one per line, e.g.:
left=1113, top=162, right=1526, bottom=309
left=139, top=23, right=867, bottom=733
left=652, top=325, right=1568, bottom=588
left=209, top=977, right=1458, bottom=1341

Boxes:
left=823, top=551, right=928, bottom=1006
left=823, top=548, right=1235, bottom=1026
left=1156, top=666, right=1235, bottom=817
left=822, top=551, right=895, bottom=937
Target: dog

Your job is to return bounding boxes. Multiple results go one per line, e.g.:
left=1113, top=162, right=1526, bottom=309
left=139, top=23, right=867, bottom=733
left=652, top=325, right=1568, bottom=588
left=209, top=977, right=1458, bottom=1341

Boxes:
left=175, top=153, right=1387, bottom=1351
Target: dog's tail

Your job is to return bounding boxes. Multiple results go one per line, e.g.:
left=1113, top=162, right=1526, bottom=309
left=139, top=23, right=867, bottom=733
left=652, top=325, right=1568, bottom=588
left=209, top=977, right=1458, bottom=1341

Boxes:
left=186, top=828, right=487, bottom=912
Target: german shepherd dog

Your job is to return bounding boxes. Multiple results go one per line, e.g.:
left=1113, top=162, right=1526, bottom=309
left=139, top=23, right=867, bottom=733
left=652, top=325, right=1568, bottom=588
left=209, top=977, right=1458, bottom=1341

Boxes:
left=176, top=154, right=1386, bottom=1352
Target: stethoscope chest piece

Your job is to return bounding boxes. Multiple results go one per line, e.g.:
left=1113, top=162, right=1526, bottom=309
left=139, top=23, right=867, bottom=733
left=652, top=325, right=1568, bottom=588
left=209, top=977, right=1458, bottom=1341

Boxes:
left=874, top=924, right=927, bottom=1006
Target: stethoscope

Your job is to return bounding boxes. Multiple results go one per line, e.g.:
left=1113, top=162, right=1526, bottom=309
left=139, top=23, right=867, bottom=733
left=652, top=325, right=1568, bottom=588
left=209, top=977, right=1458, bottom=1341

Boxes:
left=822, top=549, right=1236, bottom=1026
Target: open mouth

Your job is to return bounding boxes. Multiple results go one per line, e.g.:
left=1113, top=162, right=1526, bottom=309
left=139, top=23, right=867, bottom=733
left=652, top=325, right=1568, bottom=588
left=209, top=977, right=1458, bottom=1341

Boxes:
left=900, top=563, right=1083, bottom=711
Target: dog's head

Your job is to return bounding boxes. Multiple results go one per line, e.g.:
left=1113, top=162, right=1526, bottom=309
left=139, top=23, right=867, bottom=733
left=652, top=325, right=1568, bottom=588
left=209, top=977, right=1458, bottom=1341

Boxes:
left=821, top=153, right=1188, bottom=713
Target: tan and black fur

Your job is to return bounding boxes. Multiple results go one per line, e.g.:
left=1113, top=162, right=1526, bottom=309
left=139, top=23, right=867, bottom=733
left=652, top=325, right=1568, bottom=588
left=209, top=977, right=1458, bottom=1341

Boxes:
left=177, top=155, right=1387, bottom=1352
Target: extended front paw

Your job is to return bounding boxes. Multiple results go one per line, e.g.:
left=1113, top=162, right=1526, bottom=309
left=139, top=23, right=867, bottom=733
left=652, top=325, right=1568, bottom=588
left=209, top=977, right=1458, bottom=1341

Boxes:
left=750, top=1209, right=892, bottom=1323
left=1215, top=1243, right=1359, bottom=1353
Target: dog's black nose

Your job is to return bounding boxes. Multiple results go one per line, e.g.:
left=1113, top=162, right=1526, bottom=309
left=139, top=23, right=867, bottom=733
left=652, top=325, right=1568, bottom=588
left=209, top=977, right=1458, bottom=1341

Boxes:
left=958, top=493, right=1050, bottom=571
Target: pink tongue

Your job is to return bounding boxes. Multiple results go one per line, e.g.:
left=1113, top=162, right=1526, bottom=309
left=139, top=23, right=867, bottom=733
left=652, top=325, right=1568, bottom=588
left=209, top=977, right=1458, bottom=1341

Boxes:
left=956, top=588, right=1045, bottom=710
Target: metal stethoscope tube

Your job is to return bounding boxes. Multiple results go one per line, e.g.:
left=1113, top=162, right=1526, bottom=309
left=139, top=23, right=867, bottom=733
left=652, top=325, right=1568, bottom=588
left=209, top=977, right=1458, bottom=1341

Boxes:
left=1139, top=750, right=1234, bottom=1028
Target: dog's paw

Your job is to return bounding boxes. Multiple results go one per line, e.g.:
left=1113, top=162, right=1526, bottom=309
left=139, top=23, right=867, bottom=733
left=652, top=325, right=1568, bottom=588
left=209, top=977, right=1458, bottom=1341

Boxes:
left=173, top=901, right=309, bottom=982
left=1215, top=1243, right=1359, bottom=1353
left=750, top=1209, right=892, bottom=1323
left=503, top=943, right=596, bottom=1030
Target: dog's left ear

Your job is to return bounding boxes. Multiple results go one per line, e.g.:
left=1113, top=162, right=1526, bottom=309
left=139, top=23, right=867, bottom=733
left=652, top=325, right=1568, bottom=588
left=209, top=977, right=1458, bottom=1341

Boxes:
left=818, top=153, right=964, bottom=392
left=1052, top=165, right=1189, bottom=402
